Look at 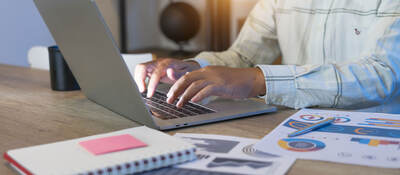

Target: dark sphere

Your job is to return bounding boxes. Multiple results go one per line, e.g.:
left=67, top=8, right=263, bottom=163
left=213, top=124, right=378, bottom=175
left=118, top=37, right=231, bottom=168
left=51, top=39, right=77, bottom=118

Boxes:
left=160, top=2, right=201, bottom=43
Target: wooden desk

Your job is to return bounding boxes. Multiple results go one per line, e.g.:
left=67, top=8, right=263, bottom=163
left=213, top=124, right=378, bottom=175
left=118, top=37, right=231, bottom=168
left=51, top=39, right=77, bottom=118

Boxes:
left=0, top=64, right=398, bottom=175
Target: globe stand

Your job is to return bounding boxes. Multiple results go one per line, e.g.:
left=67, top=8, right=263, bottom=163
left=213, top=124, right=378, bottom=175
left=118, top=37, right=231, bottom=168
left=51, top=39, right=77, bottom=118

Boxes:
left=170, top=41, right=192, bottom=57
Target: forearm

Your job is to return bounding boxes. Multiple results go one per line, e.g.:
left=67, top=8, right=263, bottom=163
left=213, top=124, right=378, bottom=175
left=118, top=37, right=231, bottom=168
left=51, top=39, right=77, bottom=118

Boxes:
left=194, top=49, right=254, bottom=68
left=258, top=59, right=399, bottom=109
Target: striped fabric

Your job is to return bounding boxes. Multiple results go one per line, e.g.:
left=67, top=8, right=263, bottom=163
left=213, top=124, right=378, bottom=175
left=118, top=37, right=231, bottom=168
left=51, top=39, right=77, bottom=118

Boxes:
left=193, top=0, right=400, bottom=113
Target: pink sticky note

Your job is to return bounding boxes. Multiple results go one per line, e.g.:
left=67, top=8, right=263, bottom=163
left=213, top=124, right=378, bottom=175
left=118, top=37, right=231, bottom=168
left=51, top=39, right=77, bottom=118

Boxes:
left=79, top=134, right=147, bottom=155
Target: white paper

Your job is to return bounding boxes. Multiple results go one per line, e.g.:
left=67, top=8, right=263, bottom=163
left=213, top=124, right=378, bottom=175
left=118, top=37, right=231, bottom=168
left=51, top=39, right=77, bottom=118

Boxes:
left=121, top=53, right=153, bottom=76
left=28, top=46, right=50, bottom=70
left=254, top=109, right=400, bottom=168
left=171, top=134, right=296, bottom=175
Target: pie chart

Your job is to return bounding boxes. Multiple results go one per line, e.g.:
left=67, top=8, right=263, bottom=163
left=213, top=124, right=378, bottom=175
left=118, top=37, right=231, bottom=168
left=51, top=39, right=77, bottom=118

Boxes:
left=278, top=138, right=325, bottom=152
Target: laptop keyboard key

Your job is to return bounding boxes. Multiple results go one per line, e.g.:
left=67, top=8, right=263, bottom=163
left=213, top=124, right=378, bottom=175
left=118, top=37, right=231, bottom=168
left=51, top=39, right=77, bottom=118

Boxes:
left=141, top=91, right=215, bottom=120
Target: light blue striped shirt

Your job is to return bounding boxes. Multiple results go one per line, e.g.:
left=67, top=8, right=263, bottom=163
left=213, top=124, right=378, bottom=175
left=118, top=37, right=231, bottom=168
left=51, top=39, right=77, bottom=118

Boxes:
left=193, top=0, right=400, bottom=113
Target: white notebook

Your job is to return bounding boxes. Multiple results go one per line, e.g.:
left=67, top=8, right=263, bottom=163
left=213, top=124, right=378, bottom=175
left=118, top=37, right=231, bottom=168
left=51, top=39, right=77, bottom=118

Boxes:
left=4, top=126, right=196, bottom=175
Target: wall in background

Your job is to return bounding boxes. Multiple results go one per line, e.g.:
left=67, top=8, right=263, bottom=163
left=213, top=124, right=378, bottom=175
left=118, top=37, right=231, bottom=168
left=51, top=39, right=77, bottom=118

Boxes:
left=126, top=0, right=161, bottom=50
left=0, top=0, right=120, bottom=67
left=0, top=0, right=55, bottom=67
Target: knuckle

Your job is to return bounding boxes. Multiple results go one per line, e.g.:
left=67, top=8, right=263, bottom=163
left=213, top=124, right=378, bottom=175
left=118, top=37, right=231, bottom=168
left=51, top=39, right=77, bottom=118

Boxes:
left=160, top=58, right=174, bottom=65
left=181, top=74, right=190, bottom=82
left=152, top=68, right=161, bottom=75
left=153, top=66, right=165, bottom=74
left=192, top=80, right=203, bottom=87
left=181, top=94, right=189, bottom=101
left=160, top=59, right=169, bottom=64
left=155, top=60, right=167, bottom=67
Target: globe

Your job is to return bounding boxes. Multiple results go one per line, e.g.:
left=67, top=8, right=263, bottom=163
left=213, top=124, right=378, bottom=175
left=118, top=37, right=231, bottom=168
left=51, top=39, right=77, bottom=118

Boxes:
left=159, top=2, right=201, bottom=50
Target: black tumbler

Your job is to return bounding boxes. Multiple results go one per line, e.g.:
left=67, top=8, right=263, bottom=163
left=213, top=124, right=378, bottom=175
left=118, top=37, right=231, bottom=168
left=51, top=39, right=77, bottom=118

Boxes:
left=48, top=46, right=80, bottom=91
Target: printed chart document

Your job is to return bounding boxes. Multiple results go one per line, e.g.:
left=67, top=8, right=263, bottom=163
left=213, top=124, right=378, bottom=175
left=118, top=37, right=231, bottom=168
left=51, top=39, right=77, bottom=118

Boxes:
left=138, top=134, right=295, bottom=175
left=254, top=109, right=400, bottom=168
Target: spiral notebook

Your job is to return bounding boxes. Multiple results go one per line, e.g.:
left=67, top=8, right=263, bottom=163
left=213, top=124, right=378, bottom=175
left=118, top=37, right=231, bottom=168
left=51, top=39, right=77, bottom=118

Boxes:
left=3, top=126, right=196, bottom=175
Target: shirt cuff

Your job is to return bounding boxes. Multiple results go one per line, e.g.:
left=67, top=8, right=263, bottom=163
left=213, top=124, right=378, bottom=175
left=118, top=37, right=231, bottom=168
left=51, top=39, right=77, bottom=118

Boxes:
left=256, top=65, right=297, bottom=107
left=185, top=58, right=210, bottom=68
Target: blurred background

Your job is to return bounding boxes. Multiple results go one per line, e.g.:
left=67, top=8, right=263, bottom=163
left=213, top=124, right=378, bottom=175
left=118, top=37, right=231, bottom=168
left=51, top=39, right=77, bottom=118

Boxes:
left=0, top=0, right=258, bottom=67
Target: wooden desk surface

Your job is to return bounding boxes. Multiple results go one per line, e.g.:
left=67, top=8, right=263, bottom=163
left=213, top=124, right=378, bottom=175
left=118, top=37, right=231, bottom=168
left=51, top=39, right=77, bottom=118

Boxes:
left=0, top=64, right=398, bottom=175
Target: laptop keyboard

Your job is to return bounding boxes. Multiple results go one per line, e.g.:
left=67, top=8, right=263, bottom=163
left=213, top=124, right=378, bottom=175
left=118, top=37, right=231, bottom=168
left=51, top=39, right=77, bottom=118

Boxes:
left=141, top=91, right=216, bottom=120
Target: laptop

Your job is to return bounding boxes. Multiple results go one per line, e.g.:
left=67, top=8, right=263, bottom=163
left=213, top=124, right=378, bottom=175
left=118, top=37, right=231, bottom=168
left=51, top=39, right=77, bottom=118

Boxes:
left=33, top=0, right=276, bottom=130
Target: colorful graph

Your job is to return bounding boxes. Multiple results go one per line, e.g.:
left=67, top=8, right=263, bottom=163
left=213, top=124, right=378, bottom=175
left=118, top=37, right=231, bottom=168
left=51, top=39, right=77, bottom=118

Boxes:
left=278, top=138, right=325, bottom=152
left=333, top=117, right=351, bottom=123
left=350, top=137, right=400, bottom=147
left=284, top=119, right=400, bottom=138
left=359, top=118, right=400, bottom=128
left=300, top=114, right=324, bottom=121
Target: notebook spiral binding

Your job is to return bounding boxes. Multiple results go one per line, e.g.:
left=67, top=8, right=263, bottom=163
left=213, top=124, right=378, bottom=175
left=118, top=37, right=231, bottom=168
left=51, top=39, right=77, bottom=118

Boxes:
left=79, top=148, right=197, bottom=175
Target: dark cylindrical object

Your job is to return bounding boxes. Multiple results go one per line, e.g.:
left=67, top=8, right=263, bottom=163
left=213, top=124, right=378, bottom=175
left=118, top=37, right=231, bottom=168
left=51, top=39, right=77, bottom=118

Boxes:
left=48, top=46, right=80, bottom=91
left=160, top=2, right=201, bottom=43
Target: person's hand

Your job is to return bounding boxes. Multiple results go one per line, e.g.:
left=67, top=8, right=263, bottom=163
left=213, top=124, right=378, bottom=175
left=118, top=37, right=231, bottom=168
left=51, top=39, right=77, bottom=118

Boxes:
left=166, top=66, right=266, bottom=107
left=134, top=58, right=201, bottom=98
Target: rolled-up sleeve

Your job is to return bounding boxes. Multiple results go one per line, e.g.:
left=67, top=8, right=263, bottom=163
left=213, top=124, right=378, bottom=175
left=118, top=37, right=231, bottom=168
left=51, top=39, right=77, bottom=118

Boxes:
left=258, top=18, right=400, bottom=109
left=193, top=0, right=281, bottom=68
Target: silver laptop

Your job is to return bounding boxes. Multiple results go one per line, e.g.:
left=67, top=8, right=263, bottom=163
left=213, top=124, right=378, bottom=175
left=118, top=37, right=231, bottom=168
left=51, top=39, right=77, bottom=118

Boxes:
left=34, top=0, right=276, bottom=130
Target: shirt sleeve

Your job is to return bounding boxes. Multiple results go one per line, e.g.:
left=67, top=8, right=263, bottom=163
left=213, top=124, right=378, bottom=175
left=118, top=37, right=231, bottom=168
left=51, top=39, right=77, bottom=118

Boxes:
left=185, top=57, right=210, bottom=68
left=258, top=18, right=400, bottom=109
left=193, top=0, right=281, bottom=68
